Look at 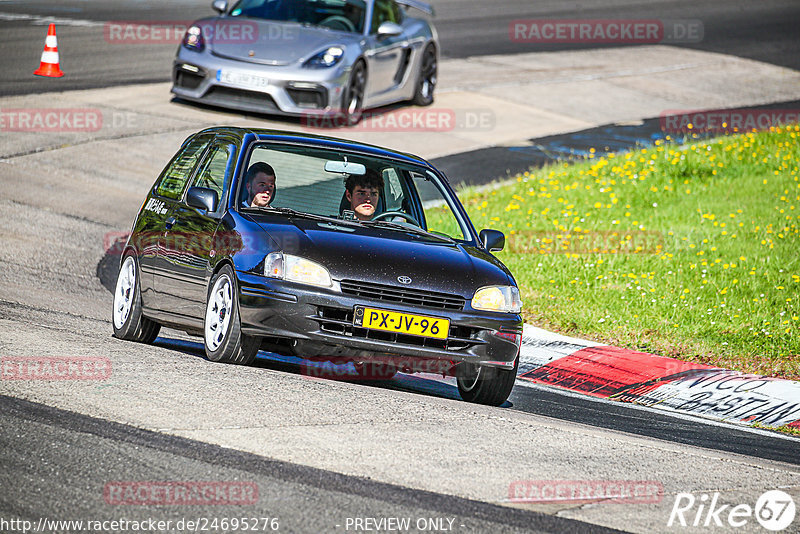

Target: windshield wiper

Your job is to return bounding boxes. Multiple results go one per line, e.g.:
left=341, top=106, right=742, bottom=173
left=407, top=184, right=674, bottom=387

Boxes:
left=243, top=206, right=361, bottom=227
left=244, top=206, right=327, bottom=221
left=361, top=220, right=454, bottom=242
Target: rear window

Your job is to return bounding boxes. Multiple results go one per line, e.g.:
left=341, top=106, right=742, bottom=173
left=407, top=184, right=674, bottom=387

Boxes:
left=155, top=135, right=211, bottom=200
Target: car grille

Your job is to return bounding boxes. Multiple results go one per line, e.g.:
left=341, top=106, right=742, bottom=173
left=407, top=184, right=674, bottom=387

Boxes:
left=313, top=306, right=483, bottom=352
left=174, top=69, right=204, bottom=90
left=205, top=87, right=279, bottom=111
left=287, top=87, right=327, bottom=109
left=339, top=280, right=465, bottom=311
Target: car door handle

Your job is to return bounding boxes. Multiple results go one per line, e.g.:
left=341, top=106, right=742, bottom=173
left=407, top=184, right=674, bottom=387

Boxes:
left=165, top=217, right=177, bottom=229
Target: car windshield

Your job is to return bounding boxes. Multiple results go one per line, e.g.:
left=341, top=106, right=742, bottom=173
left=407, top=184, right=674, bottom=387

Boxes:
left=239, top=143, right=473, bottom=243
left=229, top=0, right=367, bottom=34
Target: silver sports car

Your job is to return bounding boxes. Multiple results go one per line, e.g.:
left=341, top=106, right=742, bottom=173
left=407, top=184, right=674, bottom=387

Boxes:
left=171, top=0, right=438, bottom=124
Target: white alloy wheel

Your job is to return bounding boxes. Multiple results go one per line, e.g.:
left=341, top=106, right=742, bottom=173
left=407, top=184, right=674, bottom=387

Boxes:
left=205, top=273, right=233, bottom=352
left=113, top=255, right=136, bottom=329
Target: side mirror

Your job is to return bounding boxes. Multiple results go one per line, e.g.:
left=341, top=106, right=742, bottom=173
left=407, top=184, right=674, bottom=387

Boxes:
left=479, top=229, right=505, bottom=252
left=377, top=21, right=403, bottom=39
left=187, top=187, right=219, bottom=213
left=211, top=0, right=228, bottom=14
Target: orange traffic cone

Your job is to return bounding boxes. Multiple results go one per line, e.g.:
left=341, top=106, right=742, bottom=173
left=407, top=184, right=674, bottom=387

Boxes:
left=34, top=23, right=64, bottom=77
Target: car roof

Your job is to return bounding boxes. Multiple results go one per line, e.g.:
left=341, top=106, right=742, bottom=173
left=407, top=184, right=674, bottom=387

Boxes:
left=194, top=126, right=437, bottom=175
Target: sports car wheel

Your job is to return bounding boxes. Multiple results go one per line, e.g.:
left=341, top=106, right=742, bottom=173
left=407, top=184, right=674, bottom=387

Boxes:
left=112, top=253, right=160, bottom=343
left=412, top=44, right=437, bottom=106
left=204, top=265, right=260, bottom=365
left=456, top=356, right=518, bottom=406
left=342, top=61, right=366, bottom=126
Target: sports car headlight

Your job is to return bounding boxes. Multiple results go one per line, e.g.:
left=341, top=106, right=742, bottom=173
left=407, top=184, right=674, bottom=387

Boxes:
left=264, top=252, right=332, bottom=288
left=472, top=286, right=522, bottom=313
left=182, top=25, right=204, bottom=52
left=304, top=46, right=344, bottom=68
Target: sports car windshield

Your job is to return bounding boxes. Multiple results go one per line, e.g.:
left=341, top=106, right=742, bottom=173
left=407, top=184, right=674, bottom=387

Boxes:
left=239, top=144, right=473, bottom=243
left=229, top=0, right=367, bottom=34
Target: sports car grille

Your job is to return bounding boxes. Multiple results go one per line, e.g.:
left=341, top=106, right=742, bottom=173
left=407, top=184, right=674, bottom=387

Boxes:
left=339, top=280, right=465, bottom=311
left=287, top=87, right=327, bottom=109
left=205, top=87, right=279, bottom=111
left=174, top=69, right=204, bottom=90
left=314, top=307, right=482, bottom=352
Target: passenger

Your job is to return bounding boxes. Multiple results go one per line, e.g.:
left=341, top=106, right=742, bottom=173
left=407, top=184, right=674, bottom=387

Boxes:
left=345, top=168, right=383, bottom=221
left=244, top=162, right=276, bottom=207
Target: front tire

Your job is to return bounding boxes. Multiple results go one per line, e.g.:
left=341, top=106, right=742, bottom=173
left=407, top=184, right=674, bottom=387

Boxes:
left=456, top=356, right=518, bottom=406
left=204, top=265, right=259, bottom=365
left=112, top=253, right=160, bottom=343
left=412, top=44, right=437, bottom=106
left=341, top=61, right=366, bottom=126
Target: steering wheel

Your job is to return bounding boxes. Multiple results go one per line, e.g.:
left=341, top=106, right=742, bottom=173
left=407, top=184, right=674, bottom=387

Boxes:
left=372, top=211, right=421, bottom=227
left=319, top=15, right=356, bottom=32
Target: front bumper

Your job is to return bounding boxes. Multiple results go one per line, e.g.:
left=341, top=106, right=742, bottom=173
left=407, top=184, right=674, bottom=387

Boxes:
left=237, top=272, right=522, bottom=368
left=171, top=49, right=349, bottom=117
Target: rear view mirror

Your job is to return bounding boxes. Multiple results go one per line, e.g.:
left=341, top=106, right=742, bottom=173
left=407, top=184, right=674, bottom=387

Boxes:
left=324, top=160, right=366, bottom=175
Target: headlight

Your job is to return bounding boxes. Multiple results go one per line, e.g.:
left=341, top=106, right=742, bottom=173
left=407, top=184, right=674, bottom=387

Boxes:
left=182, top=25, right=204, bottom=52
left=264, top=252, right=332, bottom=288
left=303, top=46, right=344, bottom=68
left=472, top=286, right=522, bottom=313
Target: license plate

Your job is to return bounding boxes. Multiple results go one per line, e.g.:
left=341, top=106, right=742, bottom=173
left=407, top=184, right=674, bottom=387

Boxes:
left=217, top=69, right=270, bottom=88
left=354, top=307, right=449, bottom=340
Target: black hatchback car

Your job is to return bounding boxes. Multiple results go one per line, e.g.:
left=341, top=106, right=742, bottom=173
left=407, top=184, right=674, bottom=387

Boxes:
left=113, top=127, right=522, bottom=405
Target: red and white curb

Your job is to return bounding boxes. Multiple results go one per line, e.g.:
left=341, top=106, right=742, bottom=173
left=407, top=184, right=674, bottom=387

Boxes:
left=518, top=324, right=800, bottom=430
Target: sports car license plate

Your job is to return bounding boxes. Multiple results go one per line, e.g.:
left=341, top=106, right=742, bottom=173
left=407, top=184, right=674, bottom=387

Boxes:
left=217, top=69, right=270, bottom=88
left=354, top=307, right=450, bottom=339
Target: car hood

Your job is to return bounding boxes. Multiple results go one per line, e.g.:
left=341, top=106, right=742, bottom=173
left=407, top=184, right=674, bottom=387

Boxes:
left=204, top=18, right=360, bottom=66
left=247, top=214, right=512, bottom=297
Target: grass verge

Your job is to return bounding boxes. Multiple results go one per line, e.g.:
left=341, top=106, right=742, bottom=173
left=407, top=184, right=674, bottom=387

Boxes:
left=751, top=421, right=800, bottom=437
left=458, top=125, right=800, bottom=380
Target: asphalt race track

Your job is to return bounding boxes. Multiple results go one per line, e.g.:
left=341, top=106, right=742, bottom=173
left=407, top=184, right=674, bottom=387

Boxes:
left=1, top=0, right=799, bottom=95
left=1, top=1, right=800, bottom=533
left=2, top=395, right=610, bottom=534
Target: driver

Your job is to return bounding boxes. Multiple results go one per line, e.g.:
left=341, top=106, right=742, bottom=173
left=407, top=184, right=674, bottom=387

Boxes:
left=345, top=169, right=383, bottom=221
left=244, top=162, right=276, bottom=207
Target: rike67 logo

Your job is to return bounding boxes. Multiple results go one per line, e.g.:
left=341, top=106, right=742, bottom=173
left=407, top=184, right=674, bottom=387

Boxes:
left=668, top=490, right=796, bottom=531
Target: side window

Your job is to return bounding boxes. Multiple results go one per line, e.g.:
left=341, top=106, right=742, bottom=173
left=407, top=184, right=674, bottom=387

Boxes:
left=370, top=0, right=402, bottom=33
left=191, top=142, right=235, bottom=208
left=382, top=168, right=404, bottom=211
left=412, top=172, right=466, bottom=241
left=155, top=135, right=211, bottom=200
